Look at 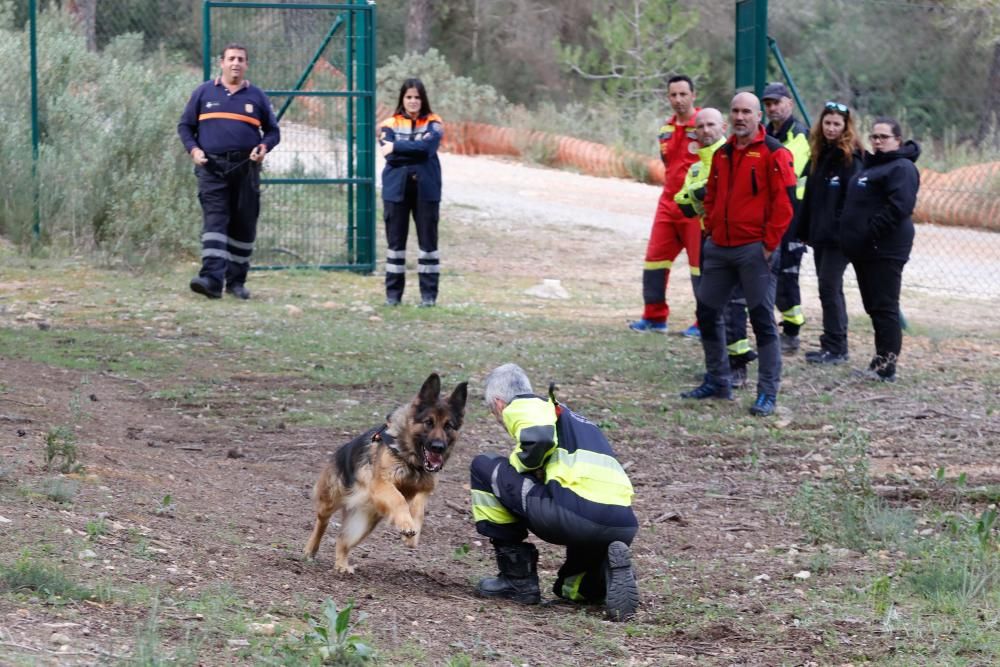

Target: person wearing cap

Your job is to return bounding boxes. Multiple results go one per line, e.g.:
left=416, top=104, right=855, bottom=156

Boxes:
left=628, top=75, right=702, bottom=336
left=178, top=43, right=280, bottom=301
left=761, top=82, right=811, bottom=355
left=681, top=92, right=797, bottom=417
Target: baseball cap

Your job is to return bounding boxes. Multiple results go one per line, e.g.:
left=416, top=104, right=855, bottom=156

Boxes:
left=761, top=82, right=791, bottom=101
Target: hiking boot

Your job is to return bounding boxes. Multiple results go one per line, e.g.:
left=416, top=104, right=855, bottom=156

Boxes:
left=730, top=365, right=748, bottom=389
left=628, top=319, right=667, bottom=333
left=189, top=276, right=222, bottom=299
left=680, top=375, right=733, bottom=400
left=418, top=298, right=436, bottom=308
left=856, top=354, right=897, bottom=382
left=804, top=350, right=848, bottom=365
left=681, top=323, right=700, bottom=339
left=384, top=297, right=401, bottom=306
left=749, top=393, right=777, bottom=417
left=225, top=283, right=251, bottom=300
left=476, top=542, right=541, bottom=605
left=780, top=334, right=800, bottom=355
left=604, top=541, right=639, bottom=622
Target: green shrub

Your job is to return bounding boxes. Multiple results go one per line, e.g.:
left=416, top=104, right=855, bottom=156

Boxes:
left=44, top=425, right=82, bottom=473
left=0, top=554, right=94, bottom=600
left=0, top=9, right=199, bottom=262
left=42, top=477, right=80, bottom=504
left=376, top=48, right=510, bottom=124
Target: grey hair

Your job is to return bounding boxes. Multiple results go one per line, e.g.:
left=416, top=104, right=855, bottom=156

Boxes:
left=482, top=363, right=533, bottom=407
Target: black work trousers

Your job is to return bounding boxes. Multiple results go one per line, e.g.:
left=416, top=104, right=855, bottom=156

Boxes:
left=470, top=453, right=637, bottom=603
left=195, top=154, right=260, bottom=289
left=852, top=257, right=905, bottom=361
left=384, top=176, right=440, bottom=303
left=813, top=245, right=852, bottom=356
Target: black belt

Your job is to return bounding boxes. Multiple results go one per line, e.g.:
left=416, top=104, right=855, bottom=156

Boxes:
left=207, top=150, right=251, bottom=161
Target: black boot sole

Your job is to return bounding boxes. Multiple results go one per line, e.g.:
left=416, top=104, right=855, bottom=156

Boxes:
left=604, top=541, right=639, bottom=621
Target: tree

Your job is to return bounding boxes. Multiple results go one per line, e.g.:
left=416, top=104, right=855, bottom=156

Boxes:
left=558, top=0, right=707, bottom=119
left=405, top=0, right=433, bottom=54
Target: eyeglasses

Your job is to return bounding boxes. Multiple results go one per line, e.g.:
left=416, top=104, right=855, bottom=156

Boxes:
left=868, top=133, right=896, bottom=142
left=825, top=101, right=849, bottom=114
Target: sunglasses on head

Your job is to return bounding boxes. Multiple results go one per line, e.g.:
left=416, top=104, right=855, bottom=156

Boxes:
left=825, top=101, right=849, bottom=115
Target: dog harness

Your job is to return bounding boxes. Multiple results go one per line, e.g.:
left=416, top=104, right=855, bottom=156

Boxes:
left=371, top=423, right=402, bottom=458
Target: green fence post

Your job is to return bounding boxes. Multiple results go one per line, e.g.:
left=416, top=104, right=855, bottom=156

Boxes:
left=767, top=37, right=811, bottom=128
left=29, top=0, right=40, bottom=242
left=202, top=1, right=212, bottom=80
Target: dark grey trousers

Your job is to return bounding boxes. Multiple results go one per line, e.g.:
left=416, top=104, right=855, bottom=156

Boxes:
left=695, top=240, right=781, bottom=396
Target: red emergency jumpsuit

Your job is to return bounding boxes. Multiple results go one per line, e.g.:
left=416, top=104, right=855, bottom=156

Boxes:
left=640, top=109, right=702, bottom=323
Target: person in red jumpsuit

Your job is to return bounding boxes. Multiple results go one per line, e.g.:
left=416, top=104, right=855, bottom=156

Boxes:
left=628, top=75, right=702, bottom=336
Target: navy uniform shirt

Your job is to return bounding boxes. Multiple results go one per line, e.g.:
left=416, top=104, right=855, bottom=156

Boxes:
left=177, top=78, right=280, bottom=155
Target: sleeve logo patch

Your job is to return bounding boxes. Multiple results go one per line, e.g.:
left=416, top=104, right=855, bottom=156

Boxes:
left=245, top=103, right=254, bottom=114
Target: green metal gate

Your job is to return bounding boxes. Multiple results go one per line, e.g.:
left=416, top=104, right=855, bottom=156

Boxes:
left=203, top=0, right=376, bottom=271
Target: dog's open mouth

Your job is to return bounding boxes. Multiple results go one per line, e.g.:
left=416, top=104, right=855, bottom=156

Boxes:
left=423, top=449, right=444, bottom=472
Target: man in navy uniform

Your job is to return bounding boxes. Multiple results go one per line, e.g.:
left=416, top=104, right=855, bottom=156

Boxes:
left=178, top=43, right=280, bottom=300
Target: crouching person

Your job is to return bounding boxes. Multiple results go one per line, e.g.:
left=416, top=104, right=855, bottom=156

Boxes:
left=469, top=363, right=640, bottom=621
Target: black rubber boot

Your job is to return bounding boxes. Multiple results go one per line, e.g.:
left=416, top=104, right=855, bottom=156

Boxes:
left=476, top=542, right=541, bottom=605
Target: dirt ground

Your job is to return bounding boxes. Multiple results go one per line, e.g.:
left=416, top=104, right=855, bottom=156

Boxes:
left=1, top=152, right=1000, bottom=666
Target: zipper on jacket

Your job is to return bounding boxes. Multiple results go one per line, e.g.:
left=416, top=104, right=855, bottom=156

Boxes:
left=750, top=167, right=758, bottom=197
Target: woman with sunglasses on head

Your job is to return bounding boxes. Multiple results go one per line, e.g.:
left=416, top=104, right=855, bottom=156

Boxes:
left=796, top=101, right=863, bottom=366
left=378, top=78, right=444, bottom=307
left=839, top=116, right=920, bottom=382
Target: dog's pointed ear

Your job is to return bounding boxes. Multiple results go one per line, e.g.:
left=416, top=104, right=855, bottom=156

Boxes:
left=418, top=373, right=442, bottom=407
left=449, top=382, right=468, bottom=427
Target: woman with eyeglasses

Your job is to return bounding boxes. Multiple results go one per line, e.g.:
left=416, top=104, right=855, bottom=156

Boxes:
left=839, top=116, right=921, bottom=382
left=796, top=101, right=863, bottom=366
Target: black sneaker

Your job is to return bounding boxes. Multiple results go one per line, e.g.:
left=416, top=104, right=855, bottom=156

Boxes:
left=604, top=541, right=638, bottom=622
left=418, top=298, right=436, bottom=308
left=804, top=350, right=848, bottom=365
left=190, top=276, right=222, bottom=299
left=384, top=297, right=401, bottom=306
left=749, top=393, right=777, bottom=417
left=225, top=283, right=251, bottom=300
left=680, top=376, right=733, bottom=400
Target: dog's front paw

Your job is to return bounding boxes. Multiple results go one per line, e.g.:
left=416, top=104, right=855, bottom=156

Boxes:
left=399, top=526, right=416, bottom=538
left=403, top=533, right=420, bottom=548
left=334, top=561, right=355, bottom=575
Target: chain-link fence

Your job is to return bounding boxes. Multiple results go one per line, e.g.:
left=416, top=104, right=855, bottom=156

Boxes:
left=4, top=1, right=999, bottom=294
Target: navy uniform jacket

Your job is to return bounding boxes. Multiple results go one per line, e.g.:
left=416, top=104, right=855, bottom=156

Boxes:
left=177, top=78, right=280, bottom=155
left=379, top=112, right=443, bottom=203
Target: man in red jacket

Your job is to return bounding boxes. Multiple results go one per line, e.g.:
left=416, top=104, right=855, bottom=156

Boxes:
left=628, top=75, right=702, bottom=335
left=681, top=92, right=797, bottom=417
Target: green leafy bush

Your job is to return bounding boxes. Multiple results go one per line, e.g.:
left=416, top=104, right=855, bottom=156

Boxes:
left=0, top=8, right=199, bottom=262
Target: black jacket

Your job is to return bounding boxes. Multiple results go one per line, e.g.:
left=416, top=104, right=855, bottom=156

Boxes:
left=840, top=140, right=920, bottom=261
left=797, top=144, right=862, bottom=248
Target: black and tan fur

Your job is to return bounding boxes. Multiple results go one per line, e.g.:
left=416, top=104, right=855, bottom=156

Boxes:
left=304, top=373, right=468, bottom=573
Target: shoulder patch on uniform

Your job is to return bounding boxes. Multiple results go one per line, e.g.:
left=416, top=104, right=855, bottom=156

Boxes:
left=244, top=103, right=253, bottom=114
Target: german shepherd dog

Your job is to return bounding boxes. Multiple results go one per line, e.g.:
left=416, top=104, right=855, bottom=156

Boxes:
left=304, top=373, right=468, bottom=573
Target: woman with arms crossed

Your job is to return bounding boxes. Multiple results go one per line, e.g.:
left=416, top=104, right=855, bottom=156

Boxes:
left=379, top=78, right=444, bottom=307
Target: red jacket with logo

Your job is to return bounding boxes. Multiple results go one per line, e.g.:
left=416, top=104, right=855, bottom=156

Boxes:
left=657, top=109, right=701, bottom=219
left=703, top=124, right=797, bottom=251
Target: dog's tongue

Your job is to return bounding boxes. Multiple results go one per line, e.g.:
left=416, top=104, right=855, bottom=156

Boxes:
left=425, top=450, right=443, bottom=471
